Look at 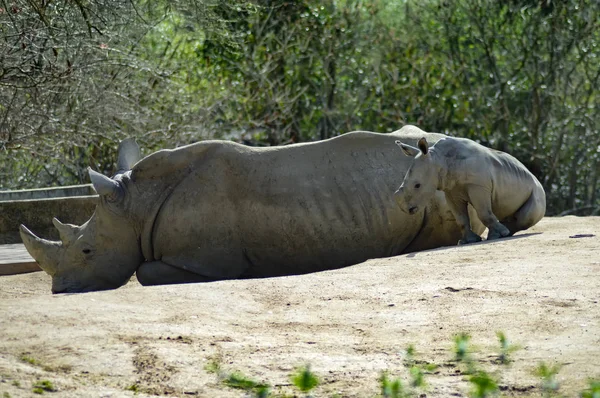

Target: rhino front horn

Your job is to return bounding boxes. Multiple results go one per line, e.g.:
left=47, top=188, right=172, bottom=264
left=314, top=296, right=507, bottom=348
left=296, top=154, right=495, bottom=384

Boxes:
left=19, top=224, right=61, bottom=276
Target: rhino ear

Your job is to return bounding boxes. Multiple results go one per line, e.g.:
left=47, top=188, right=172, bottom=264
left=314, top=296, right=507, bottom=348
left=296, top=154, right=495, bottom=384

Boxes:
left=89, top=168, right=123, bottom=201
left=395, top=140, right=420, bottom=157
left=417, top=137, right=429, bottom=155
left=52, top=218, right=79, bottom=246
left=116, top=138, right=141, bottom=175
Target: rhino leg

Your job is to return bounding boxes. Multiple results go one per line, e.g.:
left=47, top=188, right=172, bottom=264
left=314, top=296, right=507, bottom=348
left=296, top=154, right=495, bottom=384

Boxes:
left=136, top=261, right=216, bottom=286
left=502, top=184, right=546, bottom=235
left=467, top=187, right=510, bottom=240
left=445, top=193, right=482, bottom=245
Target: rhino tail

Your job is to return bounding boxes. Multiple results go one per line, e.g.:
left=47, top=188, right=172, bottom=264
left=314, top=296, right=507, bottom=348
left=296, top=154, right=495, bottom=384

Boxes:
left=116, top=138, right=142, bottom=175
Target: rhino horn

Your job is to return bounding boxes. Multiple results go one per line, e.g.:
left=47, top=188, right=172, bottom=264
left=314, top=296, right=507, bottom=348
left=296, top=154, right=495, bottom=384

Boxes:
left=116, top=138, right=141, bottom=175
left=52, top=217, right=78, bottom=246
left=19, top=224, right=62, bottom=276
left=89, top=168, right=122, bottom=201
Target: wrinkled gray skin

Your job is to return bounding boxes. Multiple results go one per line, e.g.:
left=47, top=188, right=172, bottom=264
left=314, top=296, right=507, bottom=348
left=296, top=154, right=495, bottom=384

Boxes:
left=20, top=125, right=484, bottom=293
left=395, top=135, right=546, bottom=244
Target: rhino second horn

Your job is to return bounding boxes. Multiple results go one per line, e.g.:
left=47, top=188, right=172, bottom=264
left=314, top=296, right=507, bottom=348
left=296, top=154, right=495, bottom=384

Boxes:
left=52, top=218, right=78, bottom=246
left=89, top=168, right=122, bottom=201
left=19, top=225, right=62, bottom=276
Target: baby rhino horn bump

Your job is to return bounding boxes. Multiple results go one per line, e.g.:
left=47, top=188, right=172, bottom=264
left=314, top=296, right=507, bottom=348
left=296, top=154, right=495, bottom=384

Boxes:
left=52, top=218, right=78, bottom=245
left=19, top=224, right=61, bottom=276
left=88, top=168, right=122, bottom=201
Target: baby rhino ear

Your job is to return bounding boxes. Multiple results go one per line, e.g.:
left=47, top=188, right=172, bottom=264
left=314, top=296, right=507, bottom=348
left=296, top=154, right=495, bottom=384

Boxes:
left=417, top=137, right=429, bottom=155
left=395, top=140, right=420, bottom=157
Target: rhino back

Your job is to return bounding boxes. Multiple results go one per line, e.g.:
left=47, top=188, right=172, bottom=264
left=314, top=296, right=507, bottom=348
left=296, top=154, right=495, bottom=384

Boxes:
left=488, top=150, right=542, bottom=219
left=149, top=132, right=427, bottom=277
left=472, top=145, right=543, bottom=221
left=438, top=137, right=541, bottom=220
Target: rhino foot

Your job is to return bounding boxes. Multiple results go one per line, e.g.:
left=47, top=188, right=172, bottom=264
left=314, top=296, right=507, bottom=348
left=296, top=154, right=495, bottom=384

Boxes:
left=458, top=231, right=483, bottom=245
left=487, top=223, right=511, bottom=240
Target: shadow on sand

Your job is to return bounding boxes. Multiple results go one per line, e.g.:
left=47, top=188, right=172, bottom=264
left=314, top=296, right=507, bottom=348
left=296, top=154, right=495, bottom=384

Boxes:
left=405, top=232, right=543, bottom=258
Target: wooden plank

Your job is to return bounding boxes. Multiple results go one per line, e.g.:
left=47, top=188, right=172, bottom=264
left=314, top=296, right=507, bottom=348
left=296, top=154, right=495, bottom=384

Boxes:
left=0, top=244, right=41, bottom=275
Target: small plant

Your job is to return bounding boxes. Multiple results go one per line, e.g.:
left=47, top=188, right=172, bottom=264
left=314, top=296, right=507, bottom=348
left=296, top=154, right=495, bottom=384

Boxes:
left=125, top=384, right=139, bottom=393
left=291, top=365, right=319, bottom=395
left=580, top=379, right=600, bottom=398
left=453, top=332, right=478, bottom=374
left=224, top=372, right=270, bottom=397
left=409, top=366, right=425, bottom=389
left=4, top=392, right=12, bottom=398
left=32, top=380, right=56, bottom=394
left=204, top=357, right=222, bottom=375
left=405, top=344, right=416, bottom=366
left=496, top=331, right=519, bottom=364
left=469, top=370, right=499, bottom=398
left=454, top=333, right=471, bottom=362
left=379, top=371, right=407, bottom=398
left=253, top=385, right=270, bottom=398
left=401, top=344, right=437, bottom=393
left=206, top=355, right=269, bottom=397
left=11, top=380, right=20, bottom=387
left=534, top=362, right=561, bottom=397
left=20, top=355, right=39, bottom=366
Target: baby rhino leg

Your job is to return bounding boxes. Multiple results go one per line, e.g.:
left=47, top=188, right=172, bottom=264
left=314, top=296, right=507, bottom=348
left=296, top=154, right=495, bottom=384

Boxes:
left=136, top=261, right=215, bottom=286
left=467, top=187, right=510, bottom=240
left=446, top=194, right=482, bottom=244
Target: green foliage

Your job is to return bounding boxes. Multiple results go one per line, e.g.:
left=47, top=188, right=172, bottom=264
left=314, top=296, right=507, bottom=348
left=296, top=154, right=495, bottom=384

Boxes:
left=291, top=365, right=319, bottom=394
left=4, top=0, right=597, bottom=216
left=409, top=366, right=425, bottom=389
left=379, top=371, right=407, bottom=398
left=534, top=362, right=561, bottom=397
left=405, top=344, right=416, bottom=362
left=378, top=344, right=435, bottom=397
left=581, top=380, right=600, bottom=398
left=469, top=371, right=499, bottom=398
left=125, top=384, right=139, bottom=393
left=224, top=372, right=267, bottom=390
left=452, top=334, right=499, bottom=397
left=453, top=332, right=471, bottom=363
left=208, top=336, right=599, bottom=397
left=496, top=331, right=520, bottom=365
left=32, top=380, right=56, bottom=394
left=204, top=357, right=222, bottom=375
left=19, top=355, right=39, bottom=366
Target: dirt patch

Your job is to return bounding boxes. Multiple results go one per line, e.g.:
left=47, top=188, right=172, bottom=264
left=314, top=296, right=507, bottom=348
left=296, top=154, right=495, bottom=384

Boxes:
left=0, top=216, right=598, bottom=397
left=131, top=343, right=177, bottom=395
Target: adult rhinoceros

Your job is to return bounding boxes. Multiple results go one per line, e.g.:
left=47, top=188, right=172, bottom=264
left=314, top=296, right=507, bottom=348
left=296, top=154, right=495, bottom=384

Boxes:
left=21, top=125, right=483, bottom=293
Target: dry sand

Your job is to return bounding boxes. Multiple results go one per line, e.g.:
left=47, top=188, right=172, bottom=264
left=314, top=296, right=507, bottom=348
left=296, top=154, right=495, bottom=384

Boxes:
left=0, top=216, right=598, bottom=397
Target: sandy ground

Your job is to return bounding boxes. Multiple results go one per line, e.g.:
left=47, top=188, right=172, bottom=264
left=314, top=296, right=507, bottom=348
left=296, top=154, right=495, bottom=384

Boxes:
left=0, top=216, right=598, bottom=397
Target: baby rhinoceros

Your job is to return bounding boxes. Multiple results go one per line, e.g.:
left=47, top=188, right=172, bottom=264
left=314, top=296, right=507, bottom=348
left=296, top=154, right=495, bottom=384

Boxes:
left=394, top=136, right=546, bottom=244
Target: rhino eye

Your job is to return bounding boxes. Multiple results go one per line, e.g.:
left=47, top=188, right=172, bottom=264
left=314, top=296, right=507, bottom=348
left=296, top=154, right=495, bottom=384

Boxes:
left=82, top=249, right=91, bottom=255
left=415, top=183, right=421, bottom=189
